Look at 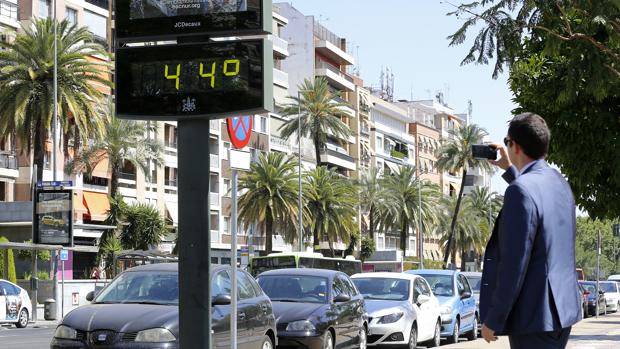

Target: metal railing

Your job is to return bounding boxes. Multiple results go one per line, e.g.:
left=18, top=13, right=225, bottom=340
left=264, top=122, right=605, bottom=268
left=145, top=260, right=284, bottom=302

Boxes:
left=85, top=0, right=108, bottom=10
left=270, top=35, right=288, bottom=52
left=165, top=140, right=177, bottom=148
left=210, top=154, right=219, bottom=168
left=273, top=68, right=289, bottom=87
left=210, top=120, right=220, bottom=132
left=270, top=135, right=291, bottom=150
left=209, top=193, right=219, bottom=206
left=0, top=151, right=17, bottom=169
left=0, top=0, right=17, bottom=22
left=316, top=61, right=354, bottom=84
left=165, top=179, right=178, bottom=187
left=119, top=172, right=136, bottom=181
left=321, top=148, right=354, bottom=163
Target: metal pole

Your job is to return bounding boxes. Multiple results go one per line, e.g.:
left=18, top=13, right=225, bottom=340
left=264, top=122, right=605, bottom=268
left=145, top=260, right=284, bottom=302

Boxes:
left=417, top=137, right=423, bottom=270
left=178, top=120, right=212, bottom=349
left=61, top=259, right=64, bottom=318
left=297, top=91, right=303, bottom=252
left=596, top=229, right=601, bottom=318
left=31, top=165, right=38, bottom=322
left=231, top=169, right=238, bottom=349
left=52, top=0, right=58, bottom=182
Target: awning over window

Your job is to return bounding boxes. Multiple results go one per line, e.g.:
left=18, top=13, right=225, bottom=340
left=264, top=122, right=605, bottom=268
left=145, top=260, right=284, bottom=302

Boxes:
left=384, top=160, right=400, bottom=174
left=83, top=191, right=110, bottom=221
left=166, top=202, right=178, bottom=226
left=92, top=157, right=110, bottom=178
left=74, top=194, right=88, bottom=213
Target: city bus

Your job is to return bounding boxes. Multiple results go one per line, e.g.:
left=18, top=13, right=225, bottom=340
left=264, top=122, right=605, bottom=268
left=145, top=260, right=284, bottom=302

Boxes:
left=249, top=252, right=362, bottom=277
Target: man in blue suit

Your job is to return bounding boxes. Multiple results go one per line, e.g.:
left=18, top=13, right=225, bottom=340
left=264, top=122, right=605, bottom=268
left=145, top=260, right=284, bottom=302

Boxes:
left=480, top=113, right=581, bottom=349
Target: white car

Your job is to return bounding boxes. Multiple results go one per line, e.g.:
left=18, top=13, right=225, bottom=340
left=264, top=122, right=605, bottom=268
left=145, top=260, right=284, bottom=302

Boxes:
left=352, top=272, right=442, bottom=348
left=0, top=279, right=32, bottom=328
left=599, top=281, right=620, bottom=312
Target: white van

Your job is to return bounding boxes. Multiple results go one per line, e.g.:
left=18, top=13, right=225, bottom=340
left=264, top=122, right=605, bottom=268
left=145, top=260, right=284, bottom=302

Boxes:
left=608, top=275, right=620, bottom=282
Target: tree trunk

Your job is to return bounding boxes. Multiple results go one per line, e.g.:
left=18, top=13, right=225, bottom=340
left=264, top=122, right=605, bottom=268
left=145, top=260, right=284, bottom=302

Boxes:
left=400, top=220, right=408, bottom=264
left=460, top=232, right=467, bottom=271
left=313, top=225, right=320, bottom=252
left=33, top=120, right=46, bottom=185
left=443, top=169, right=468, bottom=268
left=328, top=240, right=335, bottom=258
left=110, top=166, right=120, bottom=198
left=369, top=206, right=375, bottom=240
left=314, top=135, right=323, bottom=167
left=265, top=210, right=273, bottom=254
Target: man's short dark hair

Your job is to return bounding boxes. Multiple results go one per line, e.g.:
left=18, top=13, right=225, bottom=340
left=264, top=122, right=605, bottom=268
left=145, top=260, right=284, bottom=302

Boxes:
left=508, top=112, right=550, bottom=159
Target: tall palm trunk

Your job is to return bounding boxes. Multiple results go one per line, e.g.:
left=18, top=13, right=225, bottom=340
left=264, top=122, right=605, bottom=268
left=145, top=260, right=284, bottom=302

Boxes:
left=313, top=136, right=323, bottom=167
left=443, top=169, right=468, bottom=267
left=313, top=224, right=320, bottom=252
left=460, top=231, right=467, bottom=271
left=369, top=206, right=375, bottom=239
left=265, top=210, right=273, bottom=254
left=110, top=165, right=120, bottom=198
left=33, top=121, right=46, bottom=184
left=400, top=220, right=408, bottom=264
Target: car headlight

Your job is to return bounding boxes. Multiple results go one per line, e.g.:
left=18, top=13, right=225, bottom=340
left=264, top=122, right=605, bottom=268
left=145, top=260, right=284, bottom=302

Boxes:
left=54, top=325, right=77, bottom=340
left=286, top=320, right=316, bottom=331
left=378, top=312, right=404, bottom=324
left=440, top=305, right=453, bottom=315
left=135, top=328, right=176, bottom=342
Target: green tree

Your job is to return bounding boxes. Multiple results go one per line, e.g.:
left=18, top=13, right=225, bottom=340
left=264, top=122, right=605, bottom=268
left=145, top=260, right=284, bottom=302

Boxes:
left=98, top=234, right=123, bottom=278
left=279, top=78, right=353, bottom=166
left=237, top=152, right=302, bottom=254
left=66, top=107, right=164, bottom=198
left=16, top=240, right=51, bottom=262
left=0, top=18, right=111, bottom=181
left=304, top=166, right=358, bottom=256
left=377, top=166, right=441, bottom=262
left=436, top=124, right=492, bottom=265
left=438, top=196, right=487, bottom=271
left=358, top=166, right=391, bottom=240
left=119, top=203, right=168, bottom=251
left=0, top=236, right=17, bottom=283
left=360, top=236, right=376, bottom=262
left=447, top=0, right=620, bottom=219
left=575, top=218, right=620, bottom=280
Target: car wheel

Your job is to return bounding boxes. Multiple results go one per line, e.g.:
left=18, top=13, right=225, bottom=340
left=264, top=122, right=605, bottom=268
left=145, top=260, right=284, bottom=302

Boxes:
left=260, top=335, right=273, bottom=349
left=424, top=320, right=441, bottom=348
left=404, top=324, right=417, bottom=349
left=447, top=318, right=459, bottom=344
left=358, top=325, right=367, bottom=349
left=466, top=315, right=478, bottom=341
left=323, top=331, right=334, bottom=349
left=16, top=309, right=28, bottom=328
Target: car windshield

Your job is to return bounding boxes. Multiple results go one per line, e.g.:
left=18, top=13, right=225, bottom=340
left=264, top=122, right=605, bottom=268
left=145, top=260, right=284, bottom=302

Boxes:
left=257, top=275, right=328, bottom=304
left=600, top=282, right=618, bottom=293
left=352, top=278, right=409, bottom=301
left=465, top=276, right=482, bottom=293
left=94, top=271, right=178, bottom=305
left=580, top=283, right=596, bottom=293
left=419, top=274, right=454, bottom=297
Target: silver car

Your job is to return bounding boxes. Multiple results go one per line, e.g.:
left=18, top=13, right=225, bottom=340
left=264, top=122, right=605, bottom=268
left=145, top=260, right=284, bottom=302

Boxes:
left=352, top=273, right=442, bottom=348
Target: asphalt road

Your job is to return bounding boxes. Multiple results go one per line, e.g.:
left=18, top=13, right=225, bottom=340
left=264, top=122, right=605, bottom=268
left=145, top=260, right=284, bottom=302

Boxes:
left=0, top=324, right=55, bottom=349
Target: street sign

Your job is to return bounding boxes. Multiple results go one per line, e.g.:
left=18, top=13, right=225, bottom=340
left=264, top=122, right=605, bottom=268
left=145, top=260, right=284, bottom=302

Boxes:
left=36, top=180, right=73, bottom=188
left=115, top=0, right=272, bottom=41
left=60, top=249, right=69, bottom=261
left=116, top=39, right=273, bottom=120
left=613, top=223, right=620, bottom=238
left=33, top=189, right=73, bottom=246
left=227, top=115, right=253, bottom=149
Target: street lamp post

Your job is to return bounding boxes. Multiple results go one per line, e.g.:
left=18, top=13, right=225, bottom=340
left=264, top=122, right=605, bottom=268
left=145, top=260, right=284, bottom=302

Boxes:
left=297, top=90, right=303, bottom=252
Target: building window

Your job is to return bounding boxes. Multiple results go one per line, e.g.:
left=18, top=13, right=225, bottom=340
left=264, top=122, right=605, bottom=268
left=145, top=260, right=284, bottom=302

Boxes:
left=260, top=116, right=267, bottom=133
left=0, top=182, right=6, bottom=201
left=210, top=212, right=219, bottom=231
left=84, top=10, right=107, bottom=41
left=39, top=0, right=50, bottom=18
left=223, top=216, right=230, bottom=234
left=222, top=142, right=230, bottom=160
left=66, top=7, right=77, bottom=25
left=376, top=235, right=385, bottom=250
left=223, top=178, right=231, bottom=197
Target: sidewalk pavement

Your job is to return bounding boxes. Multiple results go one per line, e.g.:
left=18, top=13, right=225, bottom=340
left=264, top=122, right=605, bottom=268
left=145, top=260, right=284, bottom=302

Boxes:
left=440, top=311, right=620, bottom=349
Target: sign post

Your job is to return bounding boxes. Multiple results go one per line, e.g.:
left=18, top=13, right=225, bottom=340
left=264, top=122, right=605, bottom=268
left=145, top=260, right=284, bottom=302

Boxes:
left=60, top=249, right=68, bottom=318
left=227, top=115, right=252, bottom=349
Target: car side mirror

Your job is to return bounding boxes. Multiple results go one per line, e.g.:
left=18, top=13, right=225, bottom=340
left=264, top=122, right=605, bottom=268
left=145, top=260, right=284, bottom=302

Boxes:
left=333, top=294, right=351, bottom=303
left=212, top=294, right=232, bottom=306
left=86, top=291, right=95, bottom=302
left=460, top=291, right=472, bottom=300
left=417, top=294, right=430, bottom=305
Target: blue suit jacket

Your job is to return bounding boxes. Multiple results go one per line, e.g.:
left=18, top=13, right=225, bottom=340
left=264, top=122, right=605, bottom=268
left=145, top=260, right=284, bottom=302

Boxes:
left=479, top=160, right=582, bottom=335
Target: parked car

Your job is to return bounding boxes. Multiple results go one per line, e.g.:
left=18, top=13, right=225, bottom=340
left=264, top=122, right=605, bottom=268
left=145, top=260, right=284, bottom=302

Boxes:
left=579, top=281, right=607, bottom=316
left=607, top=274, right=620, bottom=283
left=406, top=270, right=477, bottom=344
left=461, top=272, right=482, bottom=318
left=578, top=283, right=589, bottom=319
left=599, top=281, right=620, bottom=312
left=351, top=272, right=442, bottom=348
left=50, top=263, right=277, bottom=349
left=0, top=279, right=31, bottom=328
left=257, top=268, right=368, bottom=349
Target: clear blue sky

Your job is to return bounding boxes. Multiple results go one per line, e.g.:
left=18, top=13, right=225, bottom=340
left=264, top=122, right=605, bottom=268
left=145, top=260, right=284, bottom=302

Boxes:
left=283, top=0, right=516, bottom=193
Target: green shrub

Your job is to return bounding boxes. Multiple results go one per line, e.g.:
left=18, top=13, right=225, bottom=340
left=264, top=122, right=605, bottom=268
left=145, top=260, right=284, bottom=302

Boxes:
left=0, top=236, right=17, bottom=283
left=360, top=236, right=376, bottom=262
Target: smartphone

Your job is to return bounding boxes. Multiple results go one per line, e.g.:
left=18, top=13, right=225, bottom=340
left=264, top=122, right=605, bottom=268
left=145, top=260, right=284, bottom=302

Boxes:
left=471, top=144, right=497, bottom=160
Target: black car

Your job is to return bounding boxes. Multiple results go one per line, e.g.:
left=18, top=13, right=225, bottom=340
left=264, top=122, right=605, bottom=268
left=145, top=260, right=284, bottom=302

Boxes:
left=50, top=263, right=277, bottom=349
left=579, top=281, right=606, bottom=317
left=577, top=283, right=589, bottom=318
left=257, top=268, right=367, bottom=349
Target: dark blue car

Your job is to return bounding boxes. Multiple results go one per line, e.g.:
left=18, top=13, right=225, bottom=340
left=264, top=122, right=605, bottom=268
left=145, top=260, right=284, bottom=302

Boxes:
left=406, top=270, right=477, bottom=344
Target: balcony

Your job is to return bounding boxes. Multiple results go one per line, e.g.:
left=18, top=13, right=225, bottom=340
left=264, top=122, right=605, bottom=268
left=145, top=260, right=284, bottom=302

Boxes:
left=210, top=154, right=219, bottom=169
left=270, top=134, right=291, bottom=152
left=315, top=61, right=355, bottom=92
left=273, top=68, right=289, bottom=89
left=210, top=192, right=219, bottom=207
left=165, top=179, right=178, bottom=187
left=314, top=23, right=355, bottom=65
left=119, top=172, right=136, bottom=181
left=269, top=35, right=289, bottom=58
left=0, top=0, right=18, bottom=28
left=0, top=151, right=17, bottom=170
left=210, top=119, right=220, bottom=133
left=320, top=148, right=356, bottom=171
left=85, top=0, right=108, bottom=10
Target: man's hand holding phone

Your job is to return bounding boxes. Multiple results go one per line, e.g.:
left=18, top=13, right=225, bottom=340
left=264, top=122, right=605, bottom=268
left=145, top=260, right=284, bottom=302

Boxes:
left=488, top=143, right=512, bottom=170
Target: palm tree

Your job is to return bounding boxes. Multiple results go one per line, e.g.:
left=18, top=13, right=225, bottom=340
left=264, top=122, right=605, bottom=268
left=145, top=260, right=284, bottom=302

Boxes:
left=304, top=166, right=358, bottom=256
left=358, top=166, right=389, bottom=240
left=119, top=202, right=168, bottom=250
left=237, top=152, right=302, bottom=254
left=279, top=78, right=353, bottom=165
left=467, top=186, right=503, bottom=224
left=438, top=195, right=488, bottom=270
left=66, top=105, right=164, bottom=198
left=436, top=124, right=492, bottom=266
left=0, top=18, right=111, bottom=180
left=377, top=166, right=441, bottom=262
